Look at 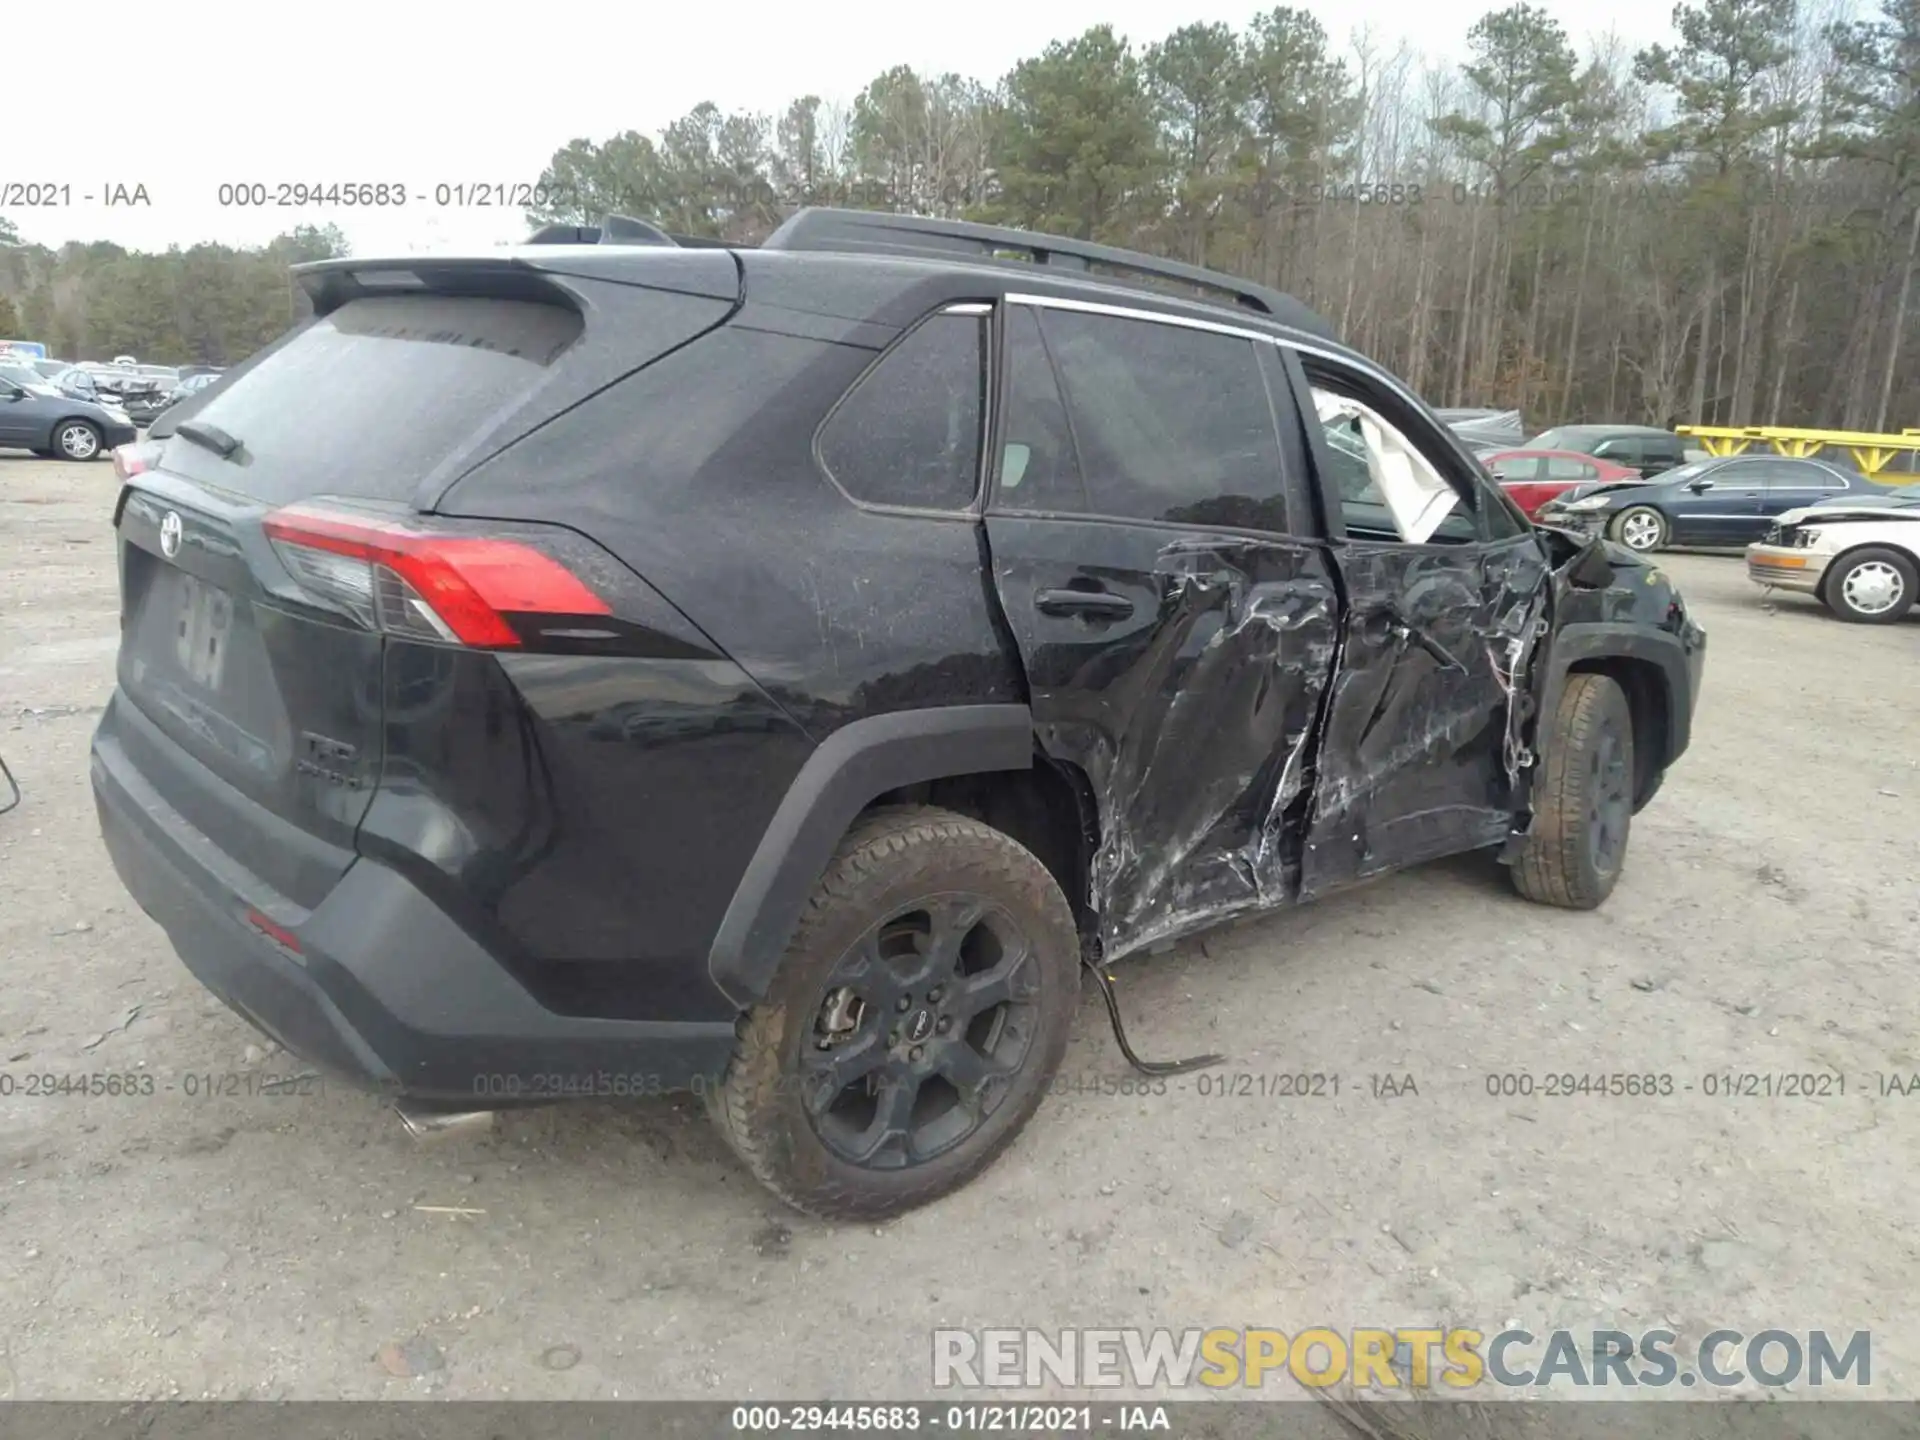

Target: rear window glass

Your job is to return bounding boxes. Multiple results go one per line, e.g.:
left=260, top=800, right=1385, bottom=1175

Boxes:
left=817, top=311, right=986, bottom=510
left=161, top=294, right=583, bottom=502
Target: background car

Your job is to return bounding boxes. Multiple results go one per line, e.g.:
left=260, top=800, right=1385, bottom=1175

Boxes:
left=0, top=373, right=138, bottom=460
left=1480, top=447, right=1642, bottom=517
left=148, top=370, right=223, bottom=427
left=1749, top=496, right=1920, bottom=623
left=54, top=366, right=103, bottom=400
left=120, top=385, right=175, bottom=426
left=1808, top=481, right=1920, bottom=509
left=164, top=371, right=222, bottom=402
left=1527, top=423, right=1693, bottom=477
left=1534, top=453, right=1889, bottom=552
left=1437, top=406, right=1528, bottom=450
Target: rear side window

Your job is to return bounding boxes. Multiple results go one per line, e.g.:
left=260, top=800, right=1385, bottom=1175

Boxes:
left=817, top=310, right=986, bottom=511
left=157, top=294, right=585, bottom=503
left=996, top=306, right=1088, bottom=511
left=1545, top=457, right=1593, bottom=479
left=1025, top=307, right=1289, bottom=531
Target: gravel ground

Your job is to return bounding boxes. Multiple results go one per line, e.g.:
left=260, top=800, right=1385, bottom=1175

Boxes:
left=2, top=451, right=1917, bottom=1408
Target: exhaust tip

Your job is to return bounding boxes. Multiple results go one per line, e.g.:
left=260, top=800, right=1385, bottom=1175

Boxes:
left=394, top=1103, right=495, bottom=1144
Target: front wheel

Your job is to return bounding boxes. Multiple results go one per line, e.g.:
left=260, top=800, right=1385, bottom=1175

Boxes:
left=1511, top=673, right=1635, bottom=910
left=53, top=420, right=102, bottom=461
left=1822, top=547, right=1916, bottom=624
left=707, top=805, right=1080, bottom=1220
left=1610, top=505, right=1668, bottom=553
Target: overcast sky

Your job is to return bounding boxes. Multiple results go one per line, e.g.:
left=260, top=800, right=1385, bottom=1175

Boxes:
left=6, top=0, right=1679, bottom=258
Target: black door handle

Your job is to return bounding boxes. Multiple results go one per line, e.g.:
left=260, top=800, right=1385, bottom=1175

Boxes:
left=1035, top=588, right=1134, bottom=619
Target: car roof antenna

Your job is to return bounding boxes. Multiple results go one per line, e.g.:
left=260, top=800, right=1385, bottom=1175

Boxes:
left=1082, top=943, right=1226, bottom=1076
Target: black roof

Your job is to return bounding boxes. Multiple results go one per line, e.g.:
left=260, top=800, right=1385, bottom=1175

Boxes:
left=298, top=207, right=1361, bottom=363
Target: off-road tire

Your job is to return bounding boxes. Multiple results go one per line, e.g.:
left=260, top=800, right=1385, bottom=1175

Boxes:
left=1609, top=505, right=1668, bottom=553
left=1510, top=673, right=1634, bottom=910
left=1820, top=546, right=1917, bottom=625
left=706, top=804, right=1080, bottom=1220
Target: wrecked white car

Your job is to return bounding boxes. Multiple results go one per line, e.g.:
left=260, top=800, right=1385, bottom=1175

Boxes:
left=1747, top=488, right=1920, bottom=623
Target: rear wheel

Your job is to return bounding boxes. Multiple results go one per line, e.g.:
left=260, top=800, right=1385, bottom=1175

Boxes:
left=1511, top=673, right=1635, bottom=910
left=1821, top=547, right=1916, bottom=624
left=54, top=420, right=102, bottom=461
left=1610, top=506, right=1667, bottom=553
left=707, top=805, right=1079, bottom=1220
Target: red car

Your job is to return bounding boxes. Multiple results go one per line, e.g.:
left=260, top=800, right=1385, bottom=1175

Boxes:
left=1481, top=448, right=1641, bottom=517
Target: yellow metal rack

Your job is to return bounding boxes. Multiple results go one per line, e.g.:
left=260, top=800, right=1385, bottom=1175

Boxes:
left=1675, top=425, right=1920, bottom=476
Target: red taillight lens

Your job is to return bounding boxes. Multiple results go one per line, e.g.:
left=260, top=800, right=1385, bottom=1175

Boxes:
left=261, top=501, right=611, bottom=649
left=113, top=440, right=162, bottom=480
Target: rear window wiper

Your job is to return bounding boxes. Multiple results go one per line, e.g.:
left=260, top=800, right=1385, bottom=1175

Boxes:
left=174, top=420, right=242, bottom=460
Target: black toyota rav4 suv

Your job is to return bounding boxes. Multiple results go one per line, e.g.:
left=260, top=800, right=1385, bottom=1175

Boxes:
left=92, top=209, right=1706, bottom=1218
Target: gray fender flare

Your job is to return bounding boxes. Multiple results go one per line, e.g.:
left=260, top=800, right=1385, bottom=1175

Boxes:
left=706, top=704, right=1033, bottom=1008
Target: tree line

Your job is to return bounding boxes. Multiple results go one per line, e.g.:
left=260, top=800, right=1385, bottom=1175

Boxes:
left=0, top=221, right=350, bottom=368
left=3, top=0, right=1916, bottom=434
left=526, top=0, right=1918, bottom=434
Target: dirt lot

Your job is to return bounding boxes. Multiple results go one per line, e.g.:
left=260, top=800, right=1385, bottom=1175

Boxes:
left=2, top=450, right=1918, bottom=1406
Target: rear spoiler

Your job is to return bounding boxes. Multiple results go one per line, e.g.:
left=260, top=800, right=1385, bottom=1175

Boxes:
left=290, top=239, right=741, bottom=318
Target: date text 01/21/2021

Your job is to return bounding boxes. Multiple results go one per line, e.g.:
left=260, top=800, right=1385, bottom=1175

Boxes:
left=207, top=182, right=645, bottom=210
left=729, top=1405, right=1171, bottom=1432
left=1483, top=1072, right=1861, bottom=1098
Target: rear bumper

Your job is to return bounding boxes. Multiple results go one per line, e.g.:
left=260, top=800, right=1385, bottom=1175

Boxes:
left=100, top=421, right=140, bottom=448
left=91, top=701, right=737, bottom=1105
left=1745, top=544, right=1828, bottom=594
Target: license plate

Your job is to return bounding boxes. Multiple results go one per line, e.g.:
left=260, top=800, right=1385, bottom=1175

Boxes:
left=175, top=573, right=235, bottom=691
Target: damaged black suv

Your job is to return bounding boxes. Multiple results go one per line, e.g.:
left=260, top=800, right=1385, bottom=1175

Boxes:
left=91, top=209, right=1706, bottom=1219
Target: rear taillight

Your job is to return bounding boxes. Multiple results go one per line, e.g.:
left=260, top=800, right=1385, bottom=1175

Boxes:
left=261, top=501, right=611, bottom=649
left=113, top=440, right=161, bottom=480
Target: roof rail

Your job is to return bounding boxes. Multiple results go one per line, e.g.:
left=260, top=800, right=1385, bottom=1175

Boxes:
left=525, top=213, right=718, bottom=248
left=761, top=208, right=1335, bottom=339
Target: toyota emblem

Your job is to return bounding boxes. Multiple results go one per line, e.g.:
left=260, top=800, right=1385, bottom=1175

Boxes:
left=159, top=511, right=183, bottom=558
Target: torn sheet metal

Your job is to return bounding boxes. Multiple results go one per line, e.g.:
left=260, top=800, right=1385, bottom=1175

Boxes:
left=985, top=528, right=1340, bottom=965
left=1297, top=538, right=1551, bottom=900
left=988, top=512, right=1555, bottom=962
left=1087, top=538, right=1340, bottom=959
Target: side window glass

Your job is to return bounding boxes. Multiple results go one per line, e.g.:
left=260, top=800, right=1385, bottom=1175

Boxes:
left=818, top=310, right=985, bottom=510
left=1545, top=457, right=1592, bottom=479
left=1759, top=461, right=1824, bottom=489
left=1493, top=457, right=1541, bottom=481
left=1032, top=308, right=1289, bottom=531
left=1307, top=384, right=1472, bottom=544
left=996, top=305, right=1088, bottom=512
